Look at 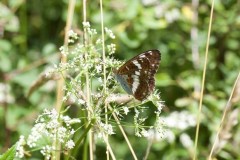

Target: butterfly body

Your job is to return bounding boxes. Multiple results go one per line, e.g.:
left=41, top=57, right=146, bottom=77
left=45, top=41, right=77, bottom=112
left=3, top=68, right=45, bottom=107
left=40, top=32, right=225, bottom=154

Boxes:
left=114, top=50, right=161, bottom=101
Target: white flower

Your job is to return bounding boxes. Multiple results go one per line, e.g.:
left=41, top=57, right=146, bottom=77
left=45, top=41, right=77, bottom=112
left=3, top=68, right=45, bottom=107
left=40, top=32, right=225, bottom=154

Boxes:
left=22, top=108, right=80, bottom=159
left=70, top=129, right=75, bottom=135
left=141, top=129, right=149, bottom=137
left=122, top=107, right=129, bottom=115
left=96, top=65, right=102, bottom=73
left=61, top=115, right=71, bottom=126
left=147, top=129, right=161, bottom=141
left=180, top=133, right=193, bottom=148
left=15, top=135, right=25, bottom=158
left=78, top=98, right=85, bottom=105
left=95, top=93, right=102, bottom=98
left=105, top=27, right=115, bottom=39
left=82, top=21, right=90, bottom=28
left=66, top=140, right=75, bottom=149
left=40, top=145, right=52, bottom=160
left=96, top=38, right=102, bottom=44
left=87, top=28, right=97, bottom=35
left=44, top=109, right=58, bottom=119
left=100, top=122, right=115, bottom=135
left=27, top=123, right=46, bottom=148
left=165, top=130, right=175, bottom=143
left=156, top=101, right=164, bottom=111
left=57, top=126, right=67, bottom=143
left=162, top=111, right=196, bottom=130
left=46, top=118, right=59, bottom=130
left=107, top=43, right=116, bottom=55
left=68, top=30, right=78, bottom=40
left=135, top=131, right=141, bottom=137
left=59, top=46, right=68, bottom=56
left=63, top=116, right=81, bottom=125
left=68, top=39, right=74, bottom=43
left=134, top=109, right=140, bottom=118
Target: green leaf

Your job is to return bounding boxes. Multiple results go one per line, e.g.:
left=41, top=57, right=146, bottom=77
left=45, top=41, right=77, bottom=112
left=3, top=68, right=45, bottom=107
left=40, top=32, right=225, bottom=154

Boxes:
left=0, top=145, right=16, bottom=160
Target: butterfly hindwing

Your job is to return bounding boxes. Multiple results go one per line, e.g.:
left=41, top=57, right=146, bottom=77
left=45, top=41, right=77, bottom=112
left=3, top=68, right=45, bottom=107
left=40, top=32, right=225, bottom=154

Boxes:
left=115, top=50, right=161, bottom=101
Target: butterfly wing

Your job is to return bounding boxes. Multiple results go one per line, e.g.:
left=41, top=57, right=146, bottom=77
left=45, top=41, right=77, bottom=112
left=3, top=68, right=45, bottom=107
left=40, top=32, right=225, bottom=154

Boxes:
left=115, top=50, right=161, bottom=101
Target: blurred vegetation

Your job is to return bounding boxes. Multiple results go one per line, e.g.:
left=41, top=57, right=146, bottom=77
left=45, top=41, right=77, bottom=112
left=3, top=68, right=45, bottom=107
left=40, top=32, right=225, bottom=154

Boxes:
left=0, top=0, right=240, bottom=159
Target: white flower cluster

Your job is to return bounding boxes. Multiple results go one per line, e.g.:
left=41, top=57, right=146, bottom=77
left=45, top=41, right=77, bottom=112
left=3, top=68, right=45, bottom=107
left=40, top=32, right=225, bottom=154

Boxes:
left=15, top=109, right=80, bottom=159
left=142, top=111, right=196, bottom=144
left=96, top=38, right=102, bottom=44
left=53, top=22, right=118, bottom=103
left=180, top=133, right=193, bottom=149
left=59, top=46, right=69, bottom=56
left=105, top=27, right=115, bottom=39
left=88, top=28, right=97, bottom=36
left=162, top=111, right=196, bottom=130
left=82, top=21, right=97, bottom=35
left=96, top=64, right=102, bottom=73
left=122, top=106, right=129, bottom=115
left=82, top=21, right=90, bottom=28
left=134, top=109, right=149, bottom=137
left=99, top=122, right=115, bottom=135
left=146, top=111, right=195, bottom=144
left=40, top=145, right=52, bottom=160
left=16, top=135, right=25, bottom=158
left=130, top=91, right=165, bottom=138
left=107, top=43, right=116, bottom=55
left=97, top=121, right=115, bottom=140
left=68, top=30, right=79, bottom=43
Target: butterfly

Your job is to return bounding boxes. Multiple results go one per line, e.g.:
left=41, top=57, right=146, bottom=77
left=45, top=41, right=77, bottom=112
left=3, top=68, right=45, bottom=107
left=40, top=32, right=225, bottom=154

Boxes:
left=114, top=50, right=161, bottom=101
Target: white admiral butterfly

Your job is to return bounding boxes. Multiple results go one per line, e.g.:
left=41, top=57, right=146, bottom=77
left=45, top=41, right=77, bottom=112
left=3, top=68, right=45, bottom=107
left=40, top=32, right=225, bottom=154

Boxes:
left=114, top=50, right=161, bottom=101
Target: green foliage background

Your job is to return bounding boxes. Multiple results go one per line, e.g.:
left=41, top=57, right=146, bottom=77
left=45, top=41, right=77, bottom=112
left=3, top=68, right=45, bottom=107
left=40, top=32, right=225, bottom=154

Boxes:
left=0, top=0, right=240, bottom=159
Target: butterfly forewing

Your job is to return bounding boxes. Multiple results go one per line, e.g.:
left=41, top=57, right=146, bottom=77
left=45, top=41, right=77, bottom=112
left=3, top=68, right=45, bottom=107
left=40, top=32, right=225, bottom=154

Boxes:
left=115, top=50, right=161, bottom=101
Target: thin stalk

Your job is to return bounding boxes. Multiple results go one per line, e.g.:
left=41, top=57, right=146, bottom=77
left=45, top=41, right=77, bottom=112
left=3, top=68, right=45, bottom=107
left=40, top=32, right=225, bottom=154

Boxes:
left=54, top=1, right=75, bottom=160
left=99, top=0, right=109, bottom=159
left=208, top=71, right=240, bottom=159
left=143, top=139, right=153, bottom=160
left=101, top=133, right=117, bottom=160
left=109, top=105, right=138, bottom=160
left=193, top=0, right=215, bottom=159
left=82, top=0, right=94, bottom=159
left=56, top=0, right=75, bottom=112
left=100, top=1, right=106, bottom=92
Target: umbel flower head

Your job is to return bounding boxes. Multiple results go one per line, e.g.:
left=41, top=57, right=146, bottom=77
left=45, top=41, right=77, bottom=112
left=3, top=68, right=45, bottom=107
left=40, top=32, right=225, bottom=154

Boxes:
left=15, top=109, right=80, bottom=159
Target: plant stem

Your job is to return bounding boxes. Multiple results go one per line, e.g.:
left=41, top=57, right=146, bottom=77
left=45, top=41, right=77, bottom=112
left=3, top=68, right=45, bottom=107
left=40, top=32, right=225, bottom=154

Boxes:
left=54, top=1, right=75, bottom=160
left=193, top=0, right=215, bottom=159
left=99, top=0, right=109, bottom=159
left=208, top=71, right=240, bottom=159
left=109, top=105, right=138, bottom=160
